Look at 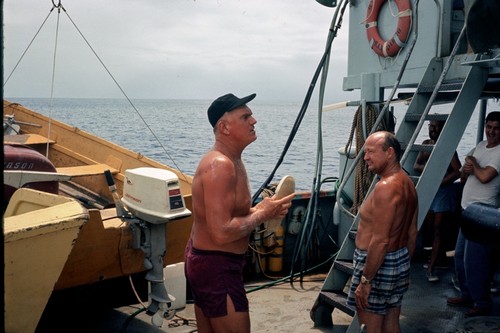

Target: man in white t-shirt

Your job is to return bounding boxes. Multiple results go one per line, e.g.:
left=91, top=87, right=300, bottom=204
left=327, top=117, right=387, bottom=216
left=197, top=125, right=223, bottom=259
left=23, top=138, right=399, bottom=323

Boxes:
left=447, top=111, right=500, bottom=317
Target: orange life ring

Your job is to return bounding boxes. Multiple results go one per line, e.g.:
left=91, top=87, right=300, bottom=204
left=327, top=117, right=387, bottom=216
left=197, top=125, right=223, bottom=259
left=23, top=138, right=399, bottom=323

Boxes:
left=365, top=0, right=412, bottom=57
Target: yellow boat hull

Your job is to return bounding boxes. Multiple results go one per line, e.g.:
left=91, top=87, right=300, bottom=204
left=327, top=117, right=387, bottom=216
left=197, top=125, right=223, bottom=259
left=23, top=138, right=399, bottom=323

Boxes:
left=4, top=189, right=88, bottom=333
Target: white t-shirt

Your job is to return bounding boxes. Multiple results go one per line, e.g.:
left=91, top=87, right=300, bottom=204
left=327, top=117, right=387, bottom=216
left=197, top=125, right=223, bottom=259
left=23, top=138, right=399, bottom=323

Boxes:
left=461, top=141, right=500, bottom=209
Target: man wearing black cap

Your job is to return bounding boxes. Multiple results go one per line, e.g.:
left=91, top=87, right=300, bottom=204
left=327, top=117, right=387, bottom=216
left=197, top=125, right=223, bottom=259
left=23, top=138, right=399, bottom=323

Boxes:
left=184, top=93, right=295, bottom=333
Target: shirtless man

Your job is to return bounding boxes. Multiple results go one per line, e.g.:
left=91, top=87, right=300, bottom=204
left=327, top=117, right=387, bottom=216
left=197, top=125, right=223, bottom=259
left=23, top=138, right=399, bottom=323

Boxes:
left=184, top=93, right=295, bottom=333
left=414, top=120, right=461, bottom=282
left=347, top=131, right=418, bottom=333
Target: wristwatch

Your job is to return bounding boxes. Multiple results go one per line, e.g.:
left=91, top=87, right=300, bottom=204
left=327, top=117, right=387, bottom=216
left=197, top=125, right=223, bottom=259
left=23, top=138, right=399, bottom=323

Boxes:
left=360, top=275, right=371, bottom=285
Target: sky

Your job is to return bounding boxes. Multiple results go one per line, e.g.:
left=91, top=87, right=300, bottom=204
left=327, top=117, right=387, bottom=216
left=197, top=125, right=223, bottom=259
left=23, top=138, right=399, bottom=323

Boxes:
left=3, top=0, right=353, bottom=102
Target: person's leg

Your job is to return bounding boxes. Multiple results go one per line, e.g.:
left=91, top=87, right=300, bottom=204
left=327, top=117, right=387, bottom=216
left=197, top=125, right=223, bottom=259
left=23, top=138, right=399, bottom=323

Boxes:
left=465, top=240, right=494, bottom=311
left=453, top=229, right=471, bottom=299
left=357, top=309, right=384, bottom=333
left=428, top=211, right=444, bottom=279
left=382, top=307, right=402, bottom=333
left=194, top=304, right=214, bottom=333
left=210, top=295, right=251, bottom=333
left=422, top=211, right=434, bottom=251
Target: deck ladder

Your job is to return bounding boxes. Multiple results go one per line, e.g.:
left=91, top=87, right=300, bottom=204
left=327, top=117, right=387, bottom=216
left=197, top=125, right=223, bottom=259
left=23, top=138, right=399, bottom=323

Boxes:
left=310, top=50, right=491, bottom=332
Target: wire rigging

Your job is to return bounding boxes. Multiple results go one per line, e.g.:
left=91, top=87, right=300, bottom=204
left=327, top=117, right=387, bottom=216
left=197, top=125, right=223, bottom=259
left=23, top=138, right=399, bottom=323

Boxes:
left=45, top=2, right=64, bottom=158
left=3, top=8, right=56, bottom=88
left=4, top=1, right=190, bottom=184
left=288, top=0, right=350, bottom=290
left=251, top=0, right=349, bottom=206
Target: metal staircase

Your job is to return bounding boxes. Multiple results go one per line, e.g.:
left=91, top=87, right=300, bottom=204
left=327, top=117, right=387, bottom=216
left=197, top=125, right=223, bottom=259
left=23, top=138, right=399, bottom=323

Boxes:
left=310, top=52, right=491, bottom=332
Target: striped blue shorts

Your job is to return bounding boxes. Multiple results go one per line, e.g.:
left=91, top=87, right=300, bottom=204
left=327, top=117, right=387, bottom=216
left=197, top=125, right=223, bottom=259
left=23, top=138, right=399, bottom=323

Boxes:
left=347, top=247, right=410, bottom=315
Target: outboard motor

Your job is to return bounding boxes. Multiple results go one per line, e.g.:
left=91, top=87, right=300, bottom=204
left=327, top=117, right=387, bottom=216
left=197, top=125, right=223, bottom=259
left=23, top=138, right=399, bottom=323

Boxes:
left=105, top=167, right=191, bottom=327
left=3, top=145, right=59, bottom=208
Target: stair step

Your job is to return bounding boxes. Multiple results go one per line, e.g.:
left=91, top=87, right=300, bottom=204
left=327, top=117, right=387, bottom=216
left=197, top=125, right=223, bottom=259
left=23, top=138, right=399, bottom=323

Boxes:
left=418, top=81, right=464, bottom=93
left=398, top=91, right=459, bottom=104
left=404, top=113, right=449, bottom=122
left=400, top=143, right=434, bottom=153
left=409, top=176, right=420, bottom=185
left=318, top=291, right=355, bottom=317
left=411, top=144, right=434, bottom=153
left=462, top=57, right=500, bottom=68
left=348, top=230, right=357, bottom=240
left=334, top=259, right=354, bottom=275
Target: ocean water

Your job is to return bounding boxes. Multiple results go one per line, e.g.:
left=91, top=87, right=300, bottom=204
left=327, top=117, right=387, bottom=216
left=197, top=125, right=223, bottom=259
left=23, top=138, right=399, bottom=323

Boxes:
left=6, top=97, right=494, bottom=192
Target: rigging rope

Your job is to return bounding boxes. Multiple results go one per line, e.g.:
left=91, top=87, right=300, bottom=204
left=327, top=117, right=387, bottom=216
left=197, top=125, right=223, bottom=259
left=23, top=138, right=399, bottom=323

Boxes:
left=346, top=105, right=378, bottom=214
left=61, top=8, right=190, bottom=183
left=46, top=2, right=64, bottom=158
left=4, top=1, right=190, bottom=184
left=251, top=0, right=348, bottom=205
left=3, top=8, right=56, bottom=88
left=248, top=0, right=350, bottom=289
left=288, top=0, right=350, bottom=290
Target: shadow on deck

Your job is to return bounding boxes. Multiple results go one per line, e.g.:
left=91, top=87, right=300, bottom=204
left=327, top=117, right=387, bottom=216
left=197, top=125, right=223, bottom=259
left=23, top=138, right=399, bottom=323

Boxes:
left=395, top=255, right=499, bottom=333
left=33, top=253, right=499, bottom=332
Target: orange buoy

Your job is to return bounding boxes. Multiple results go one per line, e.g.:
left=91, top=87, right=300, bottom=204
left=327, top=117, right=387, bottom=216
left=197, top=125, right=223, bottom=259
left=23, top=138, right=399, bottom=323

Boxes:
left=365, top=0, right=412, bottom=57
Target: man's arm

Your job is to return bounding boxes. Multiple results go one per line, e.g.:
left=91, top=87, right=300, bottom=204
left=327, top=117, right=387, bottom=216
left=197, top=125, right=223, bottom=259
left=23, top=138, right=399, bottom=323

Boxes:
left=413, top=151, right=427, bottom=174
left=442, top=152, right=462, bottom=185
left=203, top=156, right=292, bottom=245
left=464, top=156, right=499, bottom=184
left=406, top=200, right=418, bottom=260
left=413, top=139, right=431, bottom=174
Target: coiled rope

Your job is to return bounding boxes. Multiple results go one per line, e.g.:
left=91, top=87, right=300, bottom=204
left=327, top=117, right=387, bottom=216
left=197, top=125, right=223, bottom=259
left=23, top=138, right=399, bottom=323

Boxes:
left=344, top=104, right=378, bottom=214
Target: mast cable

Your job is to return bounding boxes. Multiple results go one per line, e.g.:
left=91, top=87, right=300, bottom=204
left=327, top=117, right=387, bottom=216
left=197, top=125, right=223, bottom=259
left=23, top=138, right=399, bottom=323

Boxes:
left=4, top=1, right=189, bottom=183
left=60, top=8, right=189, bottom=183
left=46, top=2, right=63, bottom=157
left=288, top=0, right=350, bottom=290
left=3, top=8, right=55, bottom=87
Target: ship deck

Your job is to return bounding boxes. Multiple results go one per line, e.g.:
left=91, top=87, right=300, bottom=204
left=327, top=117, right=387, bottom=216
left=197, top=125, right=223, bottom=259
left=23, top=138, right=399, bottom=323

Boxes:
left=35, top=253, right=500, bottom=333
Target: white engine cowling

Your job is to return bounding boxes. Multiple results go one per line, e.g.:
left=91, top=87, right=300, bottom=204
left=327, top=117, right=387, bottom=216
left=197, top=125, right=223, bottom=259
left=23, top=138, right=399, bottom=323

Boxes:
left=122, top=167, right=191, bottom=224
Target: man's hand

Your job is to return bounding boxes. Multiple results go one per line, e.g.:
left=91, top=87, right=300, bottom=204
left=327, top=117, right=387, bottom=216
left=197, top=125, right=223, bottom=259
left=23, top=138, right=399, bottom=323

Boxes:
left=355, top=284, right=371, bottom=310
left=463, top=156, right=476, bottom=175
left=255, top=193, right=294, bottom=220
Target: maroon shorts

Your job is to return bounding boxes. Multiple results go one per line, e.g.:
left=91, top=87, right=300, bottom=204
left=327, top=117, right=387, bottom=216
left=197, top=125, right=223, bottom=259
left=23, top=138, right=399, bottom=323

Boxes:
left=184, top=240, right=248, bottom=318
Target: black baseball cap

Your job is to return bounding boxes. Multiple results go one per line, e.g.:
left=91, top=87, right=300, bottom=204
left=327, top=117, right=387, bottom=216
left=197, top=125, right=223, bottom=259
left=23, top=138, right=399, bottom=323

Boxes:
left=207, top=93, right=256, bottom=127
